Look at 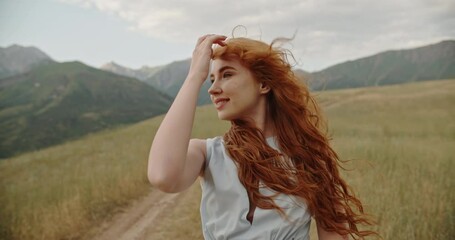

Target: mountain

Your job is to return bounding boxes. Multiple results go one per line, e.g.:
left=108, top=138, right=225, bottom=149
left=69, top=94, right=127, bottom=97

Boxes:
left=0, top=44, right=55, bottom=79
left=100, top=61, right=163, bottom=81
left=101, top=40, right=455, bottom=104
left=0, top=61, right=172, bottom=159
left=144, top=59, right=212, bottom=105
left=293, top=68, right=312, bottom=84
left=308, top=40, right=455, bottom=90
left=101, top=60, right=211, bottom=105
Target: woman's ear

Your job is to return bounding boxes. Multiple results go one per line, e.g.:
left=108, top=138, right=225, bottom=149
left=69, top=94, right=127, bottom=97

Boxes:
left=259, top=82, right=271, bottom=94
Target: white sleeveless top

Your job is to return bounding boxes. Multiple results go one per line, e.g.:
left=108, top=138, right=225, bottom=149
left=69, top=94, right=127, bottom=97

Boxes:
left=200, top=136, right=312, bottom=240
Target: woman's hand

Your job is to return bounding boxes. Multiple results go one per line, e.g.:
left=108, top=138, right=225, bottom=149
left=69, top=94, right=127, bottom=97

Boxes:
left=187, top=34, right=227, bottom=83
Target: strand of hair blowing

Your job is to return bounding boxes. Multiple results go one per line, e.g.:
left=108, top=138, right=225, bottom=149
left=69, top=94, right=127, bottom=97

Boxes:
left=214, top=38, right=377, bottom=239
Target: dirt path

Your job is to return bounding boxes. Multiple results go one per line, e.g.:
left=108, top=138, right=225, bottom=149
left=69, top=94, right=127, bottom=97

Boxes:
left=88, top=189, right=184, bottom=240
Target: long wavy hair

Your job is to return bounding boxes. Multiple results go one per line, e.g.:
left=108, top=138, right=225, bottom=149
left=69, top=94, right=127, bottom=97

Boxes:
left=212, top=37, right=377, bottom=239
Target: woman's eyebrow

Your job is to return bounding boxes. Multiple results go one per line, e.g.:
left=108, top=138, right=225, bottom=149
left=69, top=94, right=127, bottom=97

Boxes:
left=209, top=66, right=236, bottom=78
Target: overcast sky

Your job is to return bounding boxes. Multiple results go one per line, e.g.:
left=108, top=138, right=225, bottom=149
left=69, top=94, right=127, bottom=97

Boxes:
left=1, top=0, right=454, bottom=72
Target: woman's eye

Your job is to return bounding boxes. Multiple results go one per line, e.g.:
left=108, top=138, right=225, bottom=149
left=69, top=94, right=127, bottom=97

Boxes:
left=223, top=72, right=232, bottom=78
left=209, top=79, right=215, bottom=84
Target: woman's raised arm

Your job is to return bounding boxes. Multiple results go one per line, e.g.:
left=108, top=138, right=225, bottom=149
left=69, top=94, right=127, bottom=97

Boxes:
left=147, top=34, right=226, bottom=193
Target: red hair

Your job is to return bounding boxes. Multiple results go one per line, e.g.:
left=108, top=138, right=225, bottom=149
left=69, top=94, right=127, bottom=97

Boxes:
left=212, top=37, right=377, bottom=239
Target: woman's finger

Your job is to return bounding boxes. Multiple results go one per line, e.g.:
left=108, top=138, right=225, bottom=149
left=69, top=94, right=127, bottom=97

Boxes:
left=214, top=39, right=227, bottom=47
left=202, top=35, right=227, bottom=48
left=196, top=34, right=212, bottom=46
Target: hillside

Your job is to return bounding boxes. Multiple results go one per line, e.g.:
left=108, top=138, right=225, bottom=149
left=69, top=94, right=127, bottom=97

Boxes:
left=0, top=79, right=453, bottom=240
left=102, top=59, right=212, bottom=105
left=0, top=61, right=172, bottom=158
left=0, top=44, right=55, bottom=79
left=308, top=40, right=455, bottom=90
left=141, top=79, right=455, bottom=239
left=144, top=59, right=212, bottom=105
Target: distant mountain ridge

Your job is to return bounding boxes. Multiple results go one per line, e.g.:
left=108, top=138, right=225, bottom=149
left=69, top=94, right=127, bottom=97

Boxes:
left=100, top=61, right=163, bottom=81
left=0, top=44, right=55, bottom=79
left=101, top=59, right=211, bottom=105
left=144, top=59, right=212, bottom=105
left=308, top=40, right=455, bottom=90
left=100, top=39, right=455, bottom=96
left=0, top=61, right=171, bottom=158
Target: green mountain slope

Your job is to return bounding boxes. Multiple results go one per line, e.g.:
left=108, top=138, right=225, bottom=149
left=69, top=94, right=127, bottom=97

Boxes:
left=0, top=61, right=172, bottom=158
left=144, top=59, right=212, bottom=105
left=308, top=40, right=455, bottom=90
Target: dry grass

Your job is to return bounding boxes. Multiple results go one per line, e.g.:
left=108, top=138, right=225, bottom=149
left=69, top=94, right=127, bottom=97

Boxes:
left=146, top=80, right=455, bottom=240
left=0, top=79, right=453, bottom=239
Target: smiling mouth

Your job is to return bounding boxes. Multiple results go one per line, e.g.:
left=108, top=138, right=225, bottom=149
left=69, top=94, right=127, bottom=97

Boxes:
left=215, top=99, right=230, bottom=109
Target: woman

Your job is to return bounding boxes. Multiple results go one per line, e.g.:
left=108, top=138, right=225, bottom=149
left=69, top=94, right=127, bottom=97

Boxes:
left=148, top=34, right=376, bottom=239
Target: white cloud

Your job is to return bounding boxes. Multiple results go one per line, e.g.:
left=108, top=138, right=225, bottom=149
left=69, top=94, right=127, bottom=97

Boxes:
left=58, top=0, right=455, bottom=71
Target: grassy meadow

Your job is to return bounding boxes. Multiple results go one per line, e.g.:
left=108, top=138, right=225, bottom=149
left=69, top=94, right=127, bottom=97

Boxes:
left=0, top=79, right=454, bottom=239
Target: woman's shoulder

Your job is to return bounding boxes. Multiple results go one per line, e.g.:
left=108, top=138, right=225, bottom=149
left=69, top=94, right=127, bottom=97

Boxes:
left=206, top=135, right=223, bottom=144
left=188, top=136, right=223, bottom=160
left=205, top=136, right=223, bottom=158
left=203, top=136, right=232, bottom=171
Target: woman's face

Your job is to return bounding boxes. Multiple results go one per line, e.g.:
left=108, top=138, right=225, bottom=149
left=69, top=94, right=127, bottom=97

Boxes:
left=208, top=57, right=269, bottom=121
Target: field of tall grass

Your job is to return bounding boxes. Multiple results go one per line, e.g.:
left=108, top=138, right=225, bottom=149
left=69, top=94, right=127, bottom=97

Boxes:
left=143, top=79, right=455, bottom=240
left=0, top=79, right=453, bottom=239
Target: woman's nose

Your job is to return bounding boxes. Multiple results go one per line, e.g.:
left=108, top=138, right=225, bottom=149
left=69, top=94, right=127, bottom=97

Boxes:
left=208, top=82, right=222, bottom=95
